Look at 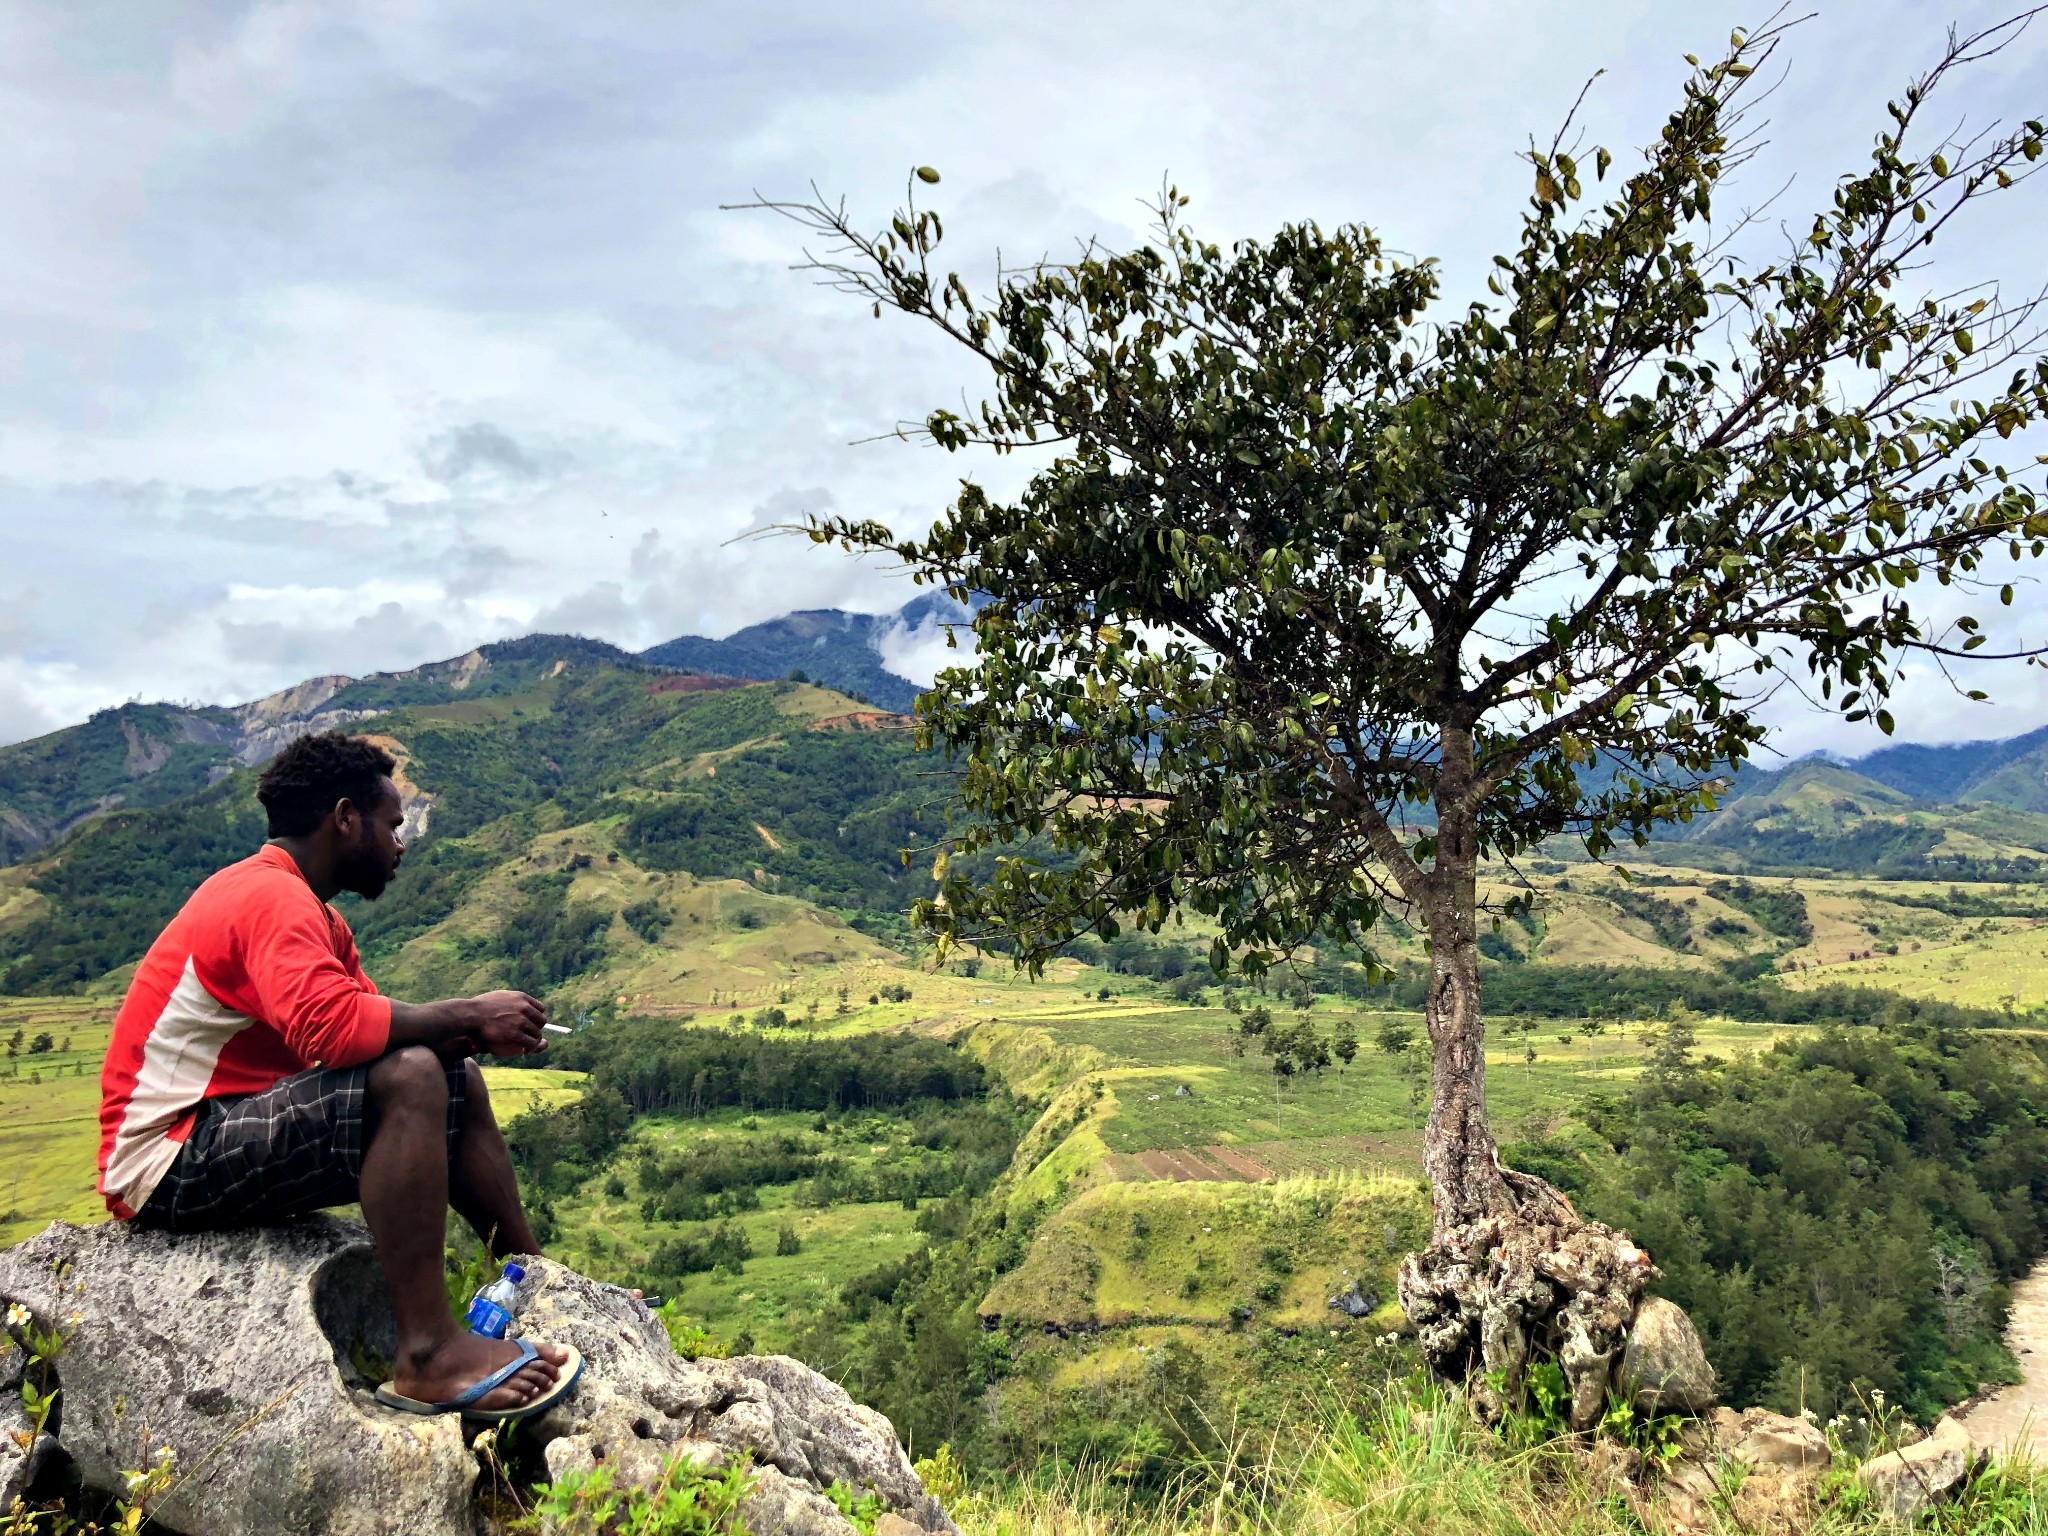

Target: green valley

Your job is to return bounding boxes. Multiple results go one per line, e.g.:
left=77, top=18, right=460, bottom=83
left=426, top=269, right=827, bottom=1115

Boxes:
left=5, top=635, right=2048, bottom=1504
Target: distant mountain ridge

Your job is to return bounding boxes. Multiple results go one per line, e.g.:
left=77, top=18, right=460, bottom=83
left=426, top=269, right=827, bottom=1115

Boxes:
left=638, top=591, right=968, bottom=712
left=0, top=635, right=663, bottom=867
left=0, top=601, right=947, bottom=868
left=1650, top=745, right=2048, bottom=879
left=1827, top=723, right=2048, bottom=810
left=6, top=591, right=2046, bottom=884
left=0, top=643, right=938, bottom=993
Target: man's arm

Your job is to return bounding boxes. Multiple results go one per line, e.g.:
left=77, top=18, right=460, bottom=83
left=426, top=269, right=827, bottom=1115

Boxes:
left=387, top=991, right=550, bottom=1061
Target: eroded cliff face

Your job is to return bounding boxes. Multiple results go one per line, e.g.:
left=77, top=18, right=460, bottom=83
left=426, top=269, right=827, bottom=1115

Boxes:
left=0, top=651, right=488, bottom=865
left=0, top=1216, right=956, bottom=1536
left=224, top=675, right=371, bottom=765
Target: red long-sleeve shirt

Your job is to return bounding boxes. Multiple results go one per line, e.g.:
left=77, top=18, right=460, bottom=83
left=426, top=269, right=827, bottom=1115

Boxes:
left=98, top=844, right=393, bottom=1218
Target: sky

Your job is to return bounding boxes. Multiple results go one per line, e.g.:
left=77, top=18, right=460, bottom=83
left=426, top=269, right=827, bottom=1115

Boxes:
left=1, top=1, right=2044, bottom=759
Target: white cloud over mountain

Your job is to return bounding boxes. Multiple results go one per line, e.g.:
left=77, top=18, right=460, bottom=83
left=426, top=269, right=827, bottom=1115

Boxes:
left=1, top=1, right=2042, bottom=758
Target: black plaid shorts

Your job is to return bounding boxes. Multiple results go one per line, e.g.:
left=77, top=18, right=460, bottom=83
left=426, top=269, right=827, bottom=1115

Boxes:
left=133, top=1058, right=468, bottom=1232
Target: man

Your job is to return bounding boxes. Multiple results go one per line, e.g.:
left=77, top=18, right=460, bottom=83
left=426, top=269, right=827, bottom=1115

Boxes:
left=98, top=731, right=578, bottom=1420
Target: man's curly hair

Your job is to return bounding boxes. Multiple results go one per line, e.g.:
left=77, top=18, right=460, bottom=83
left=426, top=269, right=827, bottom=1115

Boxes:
left=256, top=732, right=398, bottom=838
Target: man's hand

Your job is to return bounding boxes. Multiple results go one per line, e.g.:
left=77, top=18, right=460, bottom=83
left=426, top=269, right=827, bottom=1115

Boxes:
left=385, top=990, right=549, bottom=1059
left=462, top=990, right=549, bottom=1058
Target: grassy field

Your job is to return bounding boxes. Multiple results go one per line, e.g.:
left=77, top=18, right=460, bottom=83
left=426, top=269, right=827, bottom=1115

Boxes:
left=1783, top=914, right=2048, bottom=1011
left=0, top=930, right=1866, bottom=1257
left=980, top=1171, right=1426, bottom=1333
left=6, top=866, right=2044, bottom=1345
left=956, top=987, right=1793, bottom=1168
left=0, top=997, right=112, bottom=1244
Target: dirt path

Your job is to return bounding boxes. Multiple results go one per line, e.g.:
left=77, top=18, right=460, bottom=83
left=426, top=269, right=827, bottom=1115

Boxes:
left=1955, top=1264, right=2048, bottom=1462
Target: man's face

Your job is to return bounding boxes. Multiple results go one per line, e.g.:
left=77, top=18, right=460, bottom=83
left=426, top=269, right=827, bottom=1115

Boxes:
left=335, top=778, right=406, bottom=900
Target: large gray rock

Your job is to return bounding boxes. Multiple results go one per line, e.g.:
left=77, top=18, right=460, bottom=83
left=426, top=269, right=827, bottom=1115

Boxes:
left=0, top=1218, right=955, bottom=1536
left=1858, top=1416, right=1982, bottom=1521
left=0, top=1217, right=473, bottom=1535
left=515, top=1260, right=956, bottom=1535
left=1711, top=1408, right=1830, bottom=1533
left=1616, top=1297, right=1716, bottom=1416
left=1712, top=1406, right=1829, bottom=1472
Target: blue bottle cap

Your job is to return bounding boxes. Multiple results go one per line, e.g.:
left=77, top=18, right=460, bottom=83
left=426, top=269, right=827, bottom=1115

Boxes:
left=503, top=1262, right=526, bottom=1283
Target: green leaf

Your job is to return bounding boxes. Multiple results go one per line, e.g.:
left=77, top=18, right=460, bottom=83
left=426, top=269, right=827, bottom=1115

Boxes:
left=1595, top=147, right=1612, bottom=181
left=915, top=166, right=941, bottom=184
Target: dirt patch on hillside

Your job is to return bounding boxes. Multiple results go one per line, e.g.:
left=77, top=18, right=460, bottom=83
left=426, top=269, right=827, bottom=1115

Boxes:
left=1202, top=1145, right=1277, bottom=1181
left=810, top=710, right=913, bottom=731
left=1108, top=1147, right=1265, bottom=1183
left=1242, top=1131, right=1425, bottom=1176
left=646, top=673, right=747, bottom=695
left=1106, top=1133, right=1423, bottom=1185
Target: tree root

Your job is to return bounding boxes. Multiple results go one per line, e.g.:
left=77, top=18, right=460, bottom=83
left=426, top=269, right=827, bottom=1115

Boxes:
left=1397, top=1168, right=1657, bottom=1430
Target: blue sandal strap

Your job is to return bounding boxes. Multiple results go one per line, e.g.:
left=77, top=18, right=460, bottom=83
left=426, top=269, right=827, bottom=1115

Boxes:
left=444, top=1337, right=539, bottom=1409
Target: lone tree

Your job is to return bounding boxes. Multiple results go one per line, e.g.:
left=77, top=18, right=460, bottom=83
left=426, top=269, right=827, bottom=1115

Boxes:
left=750, top=19, right=2047, bottom=1420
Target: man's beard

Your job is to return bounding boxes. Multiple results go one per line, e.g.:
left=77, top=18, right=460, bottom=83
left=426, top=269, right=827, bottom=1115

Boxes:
left=335, top=839, right=393, bottom=900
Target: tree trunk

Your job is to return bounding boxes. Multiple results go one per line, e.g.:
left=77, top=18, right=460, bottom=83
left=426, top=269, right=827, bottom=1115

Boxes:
left=1393, top=802, right=1657, bottom=1428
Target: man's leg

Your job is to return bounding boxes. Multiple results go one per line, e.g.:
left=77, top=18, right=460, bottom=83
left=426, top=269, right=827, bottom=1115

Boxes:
left=362, top=1047, right=564, bottom=1410
left=449, top=1059, right=543, bottom=1258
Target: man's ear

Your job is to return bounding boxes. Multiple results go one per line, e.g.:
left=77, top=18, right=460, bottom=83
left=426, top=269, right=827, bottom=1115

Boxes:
left=330, top=797, right=359, bottom=837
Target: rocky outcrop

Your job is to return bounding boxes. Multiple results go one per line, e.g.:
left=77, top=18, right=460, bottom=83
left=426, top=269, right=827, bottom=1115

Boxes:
left=1617, top=1297, right=1716, bottom=1416
left=0, top=1217, right=954, bottom=1536
left=516, top=1260, right=955, bottom=1535
left=1858, top=1416, right=1983, bottom=1521
left=1639, top=1407, right=1828, bottom=1535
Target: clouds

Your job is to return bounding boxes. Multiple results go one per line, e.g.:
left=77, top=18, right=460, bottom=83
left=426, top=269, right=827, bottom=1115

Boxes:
left=0, top=0, right=2043, bottom=750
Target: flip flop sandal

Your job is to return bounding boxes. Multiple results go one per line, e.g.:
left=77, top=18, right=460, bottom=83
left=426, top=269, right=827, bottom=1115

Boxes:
left=375, top=1339, right=585, bottom=1425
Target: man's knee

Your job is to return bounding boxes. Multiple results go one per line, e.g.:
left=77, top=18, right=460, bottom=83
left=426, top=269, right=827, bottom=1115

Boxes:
left=367, top=1046, right=448, bottom=1110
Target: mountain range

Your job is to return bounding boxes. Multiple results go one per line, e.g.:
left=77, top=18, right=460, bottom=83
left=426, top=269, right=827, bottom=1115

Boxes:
left=0, top=596, right=978, bottom=867
left=0, top=633, right=945, bottom=994
left=5, top=605, right=2048, bottom=999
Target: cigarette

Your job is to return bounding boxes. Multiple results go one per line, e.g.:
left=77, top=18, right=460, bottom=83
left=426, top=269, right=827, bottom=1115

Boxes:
left=542, top=1023, right=572, bottom=1034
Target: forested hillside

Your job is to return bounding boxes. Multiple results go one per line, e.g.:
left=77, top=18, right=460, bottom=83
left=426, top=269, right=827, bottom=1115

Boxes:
left=0, top=645, right=940, bottom=995
left=1647, top=758, right=2048, bottom=879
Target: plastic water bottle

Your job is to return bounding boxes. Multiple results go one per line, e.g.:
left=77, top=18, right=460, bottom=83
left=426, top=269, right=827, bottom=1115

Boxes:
left=465, top=1262, right=525, bottom=1339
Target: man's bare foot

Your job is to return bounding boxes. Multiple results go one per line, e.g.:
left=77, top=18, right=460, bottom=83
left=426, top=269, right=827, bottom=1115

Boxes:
left=395, top=1331, right=569, bottom=1411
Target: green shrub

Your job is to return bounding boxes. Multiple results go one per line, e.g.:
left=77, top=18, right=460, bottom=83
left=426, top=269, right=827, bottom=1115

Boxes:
left=526, top=1450, right=753, bottom=1534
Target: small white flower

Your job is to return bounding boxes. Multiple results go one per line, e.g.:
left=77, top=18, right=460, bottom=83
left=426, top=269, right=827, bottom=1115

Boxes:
left=154, top=1445, right=175, bottom=1466
left=124, top=1471, right=148, bottom=1492
left=1871, top=1389, right=1885, bottom=1405
left=65, top=1312, right=82, bottom=1326
left=1801, top=1408, right=1817, bottom=1422
left=4, top=1303, right=28, bottom=1330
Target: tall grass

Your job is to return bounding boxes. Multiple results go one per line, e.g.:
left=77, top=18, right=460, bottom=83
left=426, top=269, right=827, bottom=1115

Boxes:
left=948, top=1378, right=2048, bottom=1536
